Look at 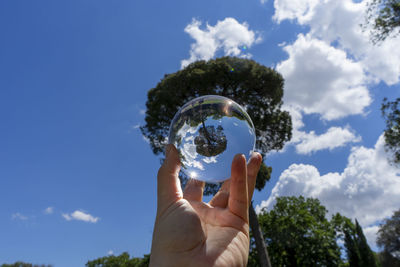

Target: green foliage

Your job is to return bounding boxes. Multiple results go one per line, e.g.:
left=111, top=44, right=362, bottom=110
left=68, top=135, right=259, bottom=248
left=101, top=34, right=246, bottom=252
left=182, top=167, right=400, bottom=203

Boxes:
left=86, top=252, right=150, bottom=267
left=141, top=56, right=292, bottom=193
left=378, top=250, right=400, bottom=267
left=381, top=97, right=400, bottom=164
left=343, top=220, right=378, bottom=267
left=255, top=196, right=343, bottom=267
left=377, top=209, right=400, bottom=261
left=251, top=196, right=379, bottom=266
left=255, top=161, right=272, bottom=191
left=365, top=0, right=400, bottom=43
left=1, top=263, right=52, bottom=267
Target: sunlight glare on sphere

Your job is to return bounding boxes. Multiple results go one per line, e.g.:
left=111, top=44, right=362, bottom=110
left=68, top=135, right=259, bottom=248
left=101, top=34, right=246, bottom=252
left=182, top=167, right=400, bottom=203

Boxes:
left=168, top=95, right=256, bottom=183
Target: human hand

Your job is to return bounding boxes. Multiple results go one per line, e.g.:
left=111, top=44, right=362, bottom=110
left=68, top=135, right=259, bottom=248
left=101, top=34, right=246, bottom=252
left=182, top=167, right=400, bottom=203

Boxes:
left=149, top=144, right=262, bottom=267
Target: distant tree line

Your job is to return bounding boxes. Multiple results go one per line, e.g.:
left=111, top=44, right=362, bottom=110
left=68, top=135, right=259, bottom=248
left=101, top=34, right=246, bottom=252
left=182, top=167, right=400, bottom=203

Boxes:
left=1, top=263, right=52, bottom=267
left=83, top=196, right=399, bottom=267
left=85, top=252, right=149, bottom=267
left=3, top=196, right=398, bottom=267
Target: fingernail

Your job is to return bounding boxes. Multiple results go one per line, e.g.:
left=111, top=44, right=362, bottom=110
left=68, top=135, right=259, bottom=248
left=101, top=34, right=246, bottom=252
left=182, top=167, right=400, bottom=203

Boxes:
left=251, top=152, right=261, bottom=163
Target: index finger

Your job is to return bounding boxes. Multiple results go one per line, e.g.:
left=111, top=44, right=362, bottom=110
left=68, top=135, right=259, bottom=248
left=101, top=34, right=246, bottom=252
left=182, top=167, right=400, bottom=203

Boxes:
left=156, top=144, right=183, bottom=216
left=228, top=154, right=249, bottom=222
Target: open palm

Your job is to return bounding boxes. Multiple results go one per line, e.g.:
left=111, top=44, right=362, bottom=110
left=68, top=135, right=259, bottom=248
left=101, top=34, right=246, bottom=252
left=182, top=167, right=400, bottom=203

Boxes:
left=150, top=145, right=262, bottom=267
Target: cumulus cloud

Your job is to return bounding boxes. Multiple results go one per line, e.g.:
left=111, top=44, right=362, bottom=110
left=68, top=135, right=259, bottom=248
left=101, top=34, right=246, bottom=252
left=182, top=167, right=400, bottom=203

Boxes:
left=274, top=0, right=400, bottom=85
left=11, top=212, right=28, bottom=220
left=257, top=135, right=400, bottom=247
left=62, top=210, right=99, bottom=223
left=43, top=206, right=54, bottom=214
left=295, top=126, right=361, bottom=154
left=270, top=0, right=400, bottom=156
left=273, top=0, right=319, bottom=24
left=271, top=0, right=399, bottom=155
left=271, top=106, right=361, bottom=154
left=277, top=34, right=371, bottom=120
left=181, top=18, right=261, bottom=68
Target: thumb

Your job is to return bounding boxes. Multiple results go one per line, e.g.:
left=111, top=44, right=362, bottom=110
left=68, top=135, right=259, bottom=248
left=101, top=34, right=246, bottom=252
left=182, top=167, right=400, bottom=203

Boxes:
left=156, top=144, right=183, bottom=215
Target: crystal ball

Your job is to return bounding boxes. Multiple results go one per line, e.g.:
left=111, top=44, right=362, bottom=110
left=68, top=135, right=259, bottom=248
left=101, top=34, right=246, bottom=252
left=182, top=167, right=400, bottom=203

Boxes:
left=168, top=95, right=256, bottom=183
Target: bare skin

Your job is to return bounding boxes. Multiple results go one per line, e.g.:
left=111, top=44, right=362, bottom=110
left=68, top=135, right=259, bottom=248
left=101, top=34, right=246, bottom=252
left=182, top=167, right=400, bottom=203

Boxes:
left=150, top=144, right=262, bottom=267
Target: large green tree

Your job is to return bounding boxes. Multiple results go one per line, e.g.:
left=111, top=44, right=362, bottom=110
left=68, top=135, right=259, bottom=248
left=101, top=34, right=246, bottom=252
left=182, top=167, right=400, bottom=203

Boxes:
left=254, top=196, right=342, bottom=267
left=86, top=252, right=150, bottom=267
left=141, top=56, right=292, bottom=267
left=251, top=196, right=379, bottom=267
left=377, top=209, right=400, bottom=262
left=342, top=219, right=379, bottom=267
left=365, top=0, right=400, bottom=43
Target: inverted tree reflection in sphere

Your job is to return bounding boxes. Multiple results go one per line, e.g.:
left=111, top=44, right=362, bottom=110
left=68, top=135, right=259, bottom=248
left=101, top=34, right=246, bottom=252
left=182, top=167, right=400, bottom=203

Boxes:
left=168, top=95, right=256, bottom=183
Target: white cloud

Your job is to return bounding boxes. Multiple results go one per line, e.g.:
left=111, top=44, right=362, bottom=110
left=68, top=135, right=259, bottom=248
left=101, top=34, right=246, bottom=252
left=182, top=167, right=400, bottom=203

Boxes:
left=62, top=210, right=99, bottom=223
left=11, top=212, right=28, bottom=220
left=277, top=34, right=371, bottom=120
left=272, top=0, right=400, bottom=154
left=131, top=124, right=140, bottom=130
left=273, top=0, right=319, bottom=24
left=363, top=225, right=380, bottom=250
left=295, top=126, right=361, bottom=154
left=270, top=106, right=361, bottom=155
left=107, top=250, right=114, bottom=255
left=274, top=0, right=400, bottom=85
left=181, top=18, right=261, bottom=68
left=257, top=135, right=400, bottom=248
left=44, top=206, right=54, bottom=215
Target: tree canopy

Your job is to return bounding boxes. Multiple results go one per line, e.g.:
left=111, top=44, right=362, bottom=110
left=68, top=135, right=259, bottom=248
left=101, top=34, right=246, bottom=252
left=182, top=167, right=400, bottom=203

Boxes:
left=254, top=196, right=342, bottom=266
left=365, top=0, right=400, bottom=43
left=377, top=209, right=400, bottom=261
left=250, top=196, right=377, bottom=267
left=343, top=219, right=379, bottom=267
left=141, top=56, right=292, bottom=190
left=381, top=97, right=400, bottom=164
left=1, top=263, right=52, bottom=267
left=85, top=252, right=150, bottom=267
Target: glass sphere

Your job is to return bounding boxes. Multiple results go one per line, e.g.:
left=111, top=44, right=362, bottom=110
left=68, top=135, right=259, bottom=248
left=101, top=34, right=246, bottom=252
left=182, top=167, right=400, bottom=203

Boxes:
left=168, top=95, right=256, bottom=183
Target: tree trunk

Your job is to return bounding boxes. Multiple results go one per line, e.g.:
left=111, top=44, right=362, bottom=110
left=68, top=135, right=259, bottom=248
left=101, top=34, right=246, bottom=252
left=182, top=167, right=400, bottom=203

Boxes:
left=249, top=203, right=271, bottom=267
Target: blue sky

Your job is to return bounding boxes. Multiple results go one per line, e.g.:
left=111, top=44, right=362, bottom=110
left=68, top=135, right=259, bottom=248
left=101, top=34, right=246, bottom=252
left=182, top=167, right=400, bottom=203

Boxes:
left=1, top=0, right=399, bottom=266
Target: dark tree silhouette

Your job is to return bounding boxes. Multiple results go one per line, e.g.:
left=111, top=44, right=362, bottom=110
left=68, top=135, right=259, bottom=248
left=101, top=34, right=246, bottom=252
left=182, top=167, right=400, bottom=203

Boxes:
left=381, top=97, right=400, bottom=165
left=377, top=209, right=400, bottom=261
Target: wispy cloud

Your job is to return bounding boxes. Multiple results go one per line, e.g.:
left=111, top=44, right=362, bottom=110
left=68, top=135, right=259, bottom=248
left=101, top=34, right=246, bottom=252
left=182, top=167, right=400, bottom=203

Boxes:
left=62, top=210, right=99, bottom=223
left=131, top=124, right=141, bottom=130
left=43, top=206, right=54, bottom=215
left=11, top=212, right=28, bottom=221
